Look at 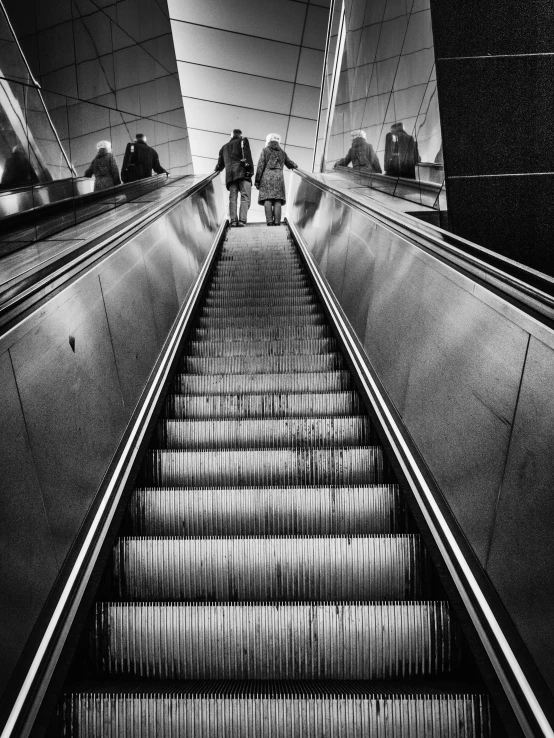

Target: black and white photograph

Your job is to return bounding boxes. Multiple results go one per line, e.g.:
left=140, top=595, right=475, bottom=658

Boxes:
left=0, top=0, right=552, bottom=736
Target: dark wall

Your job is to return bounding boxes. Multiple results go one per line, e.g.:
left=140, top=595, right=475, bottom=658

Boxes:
left=429, top=0, right=554, bottom=275
left=0, top=179, right=223, bottom=715
left=3, top=0, right=192, bottom=177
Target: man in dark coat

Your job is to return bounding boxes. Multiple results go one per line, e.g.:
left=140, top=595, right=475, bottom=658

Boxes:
left=384, top=122, right=420, bottom=179
left=121, top=134, right=168, bottom=183
left=214, top=128, right=254, bottom=227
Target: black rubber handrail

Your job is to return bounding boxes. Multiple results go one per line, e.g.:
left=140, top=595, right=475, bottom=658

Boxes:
left=294, top=169, right=554, bottom=326
left=0, top=172, right=219, bottom=337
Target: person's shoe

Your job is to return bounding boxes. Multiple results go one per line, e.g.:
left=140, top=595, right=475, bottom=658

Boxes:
left=229, top=220, right=238, bottom=227
left=266, top=222, right=274, bottom=226
left=237, top=221, right=246, bottom=227
left=274, top=222, right=282, bottom=226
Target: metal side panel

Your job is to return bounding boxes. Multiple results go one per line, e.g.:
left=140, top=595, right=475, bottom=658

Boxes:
left=287, top=192, right=554, bottom=738
left=0, top=176, right=225, bottom=738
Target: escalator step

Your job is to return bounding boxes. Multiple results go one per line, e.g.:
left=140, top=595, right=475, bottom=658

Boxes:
left=144, top=446, right=384, bottom=486
left=185, top=338, right=337, bottom=356
left=92, top=602, right=460, bottom=679
left=129, top=485, right=401, bottom=536
left=156, top=417, right=373, bottom=449
left=211, top=270, right=308, bottom=281
left=204, top=296, right=318, bottom=308
left=192, top=325, right=332, bottom=340
left=197, top=315, right=327, bottom=328
left=201, top=304, right=324, bottom=317
left=60, top=688, right=491, bottom=738
left=164, top=391, right=361, bottom=418
left=172, top=371, right=353, bottom=395
left=207, top=285, right=314, bottom=296
left=181, top=354, right=346, bottom=374
left=114, top=535, right=425, bottom=601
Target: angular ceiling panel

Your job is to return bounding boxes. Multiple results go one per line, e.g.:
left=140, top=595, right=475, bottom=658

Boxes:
left=170, top=0, right=329, bottom=184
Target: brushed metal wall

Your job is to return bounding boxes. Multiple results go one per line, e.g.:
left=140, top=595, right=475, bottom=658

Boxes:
left=0, top=178, right=224, bottom=703
left=288, top=172, right=554, bottom=699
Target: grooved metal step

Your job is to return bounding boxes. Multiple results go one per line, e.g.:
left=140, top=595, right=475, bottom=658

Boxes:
left=164, top=391, right=361, bottom=418
left=204, top=295, right=318, bottom=308
left=60, top=223, right=492, bottom=738
left=192, top=325, right=332, bottom=340
left=212, top=270, right=309, bottom=281
left=172, top=371, right=353, bottom=395
left=114, top=535, right=425, bottom=601
left=144, top=446, right=384, bottom=486
left=129, top=485, right=402, bottom=536
left=197, top=314, right=328, bottom=328
left=207, top=285, right=314, bottom=296
left=181, top=354, right=346, bottom=374
left=186, top=338, right=338, bottom=357
left=60, top=688, right=492, bottom=738
left=92, top=602, right=460, bottom=679
left=156, top=417, right=373, bottom=449
left=201, top=304, right=324, bottom=317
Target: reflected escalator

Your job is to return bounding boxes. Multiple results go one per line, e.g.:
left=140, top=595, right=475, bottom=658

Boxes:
left=59, top=223, right=494, bottom=737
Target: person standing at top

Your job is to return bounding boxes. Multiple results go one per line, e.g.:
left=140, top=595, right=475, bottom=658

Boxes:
left=85, top=140, right=121, bottom=191
left=214, top=128, right=254, bottom=227
left=255, top=133, right=297, bottom=226
left=384, top=122, right=420, bottom=179
left=121, top=133, right=168, bottom=183
left=334, top=130, right=381, bottom=173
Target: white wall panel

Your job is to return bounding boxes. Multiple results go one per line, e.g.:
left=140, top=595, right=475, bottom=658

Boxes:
left=170, top=0, right=328, bottom=181
left=168, top=0, right=306, bottom=45
left=172, top=22, right=300, bottom=82
left=183, top=99, right=289, bottom=139
left=177, top=62, right=295, bottom=113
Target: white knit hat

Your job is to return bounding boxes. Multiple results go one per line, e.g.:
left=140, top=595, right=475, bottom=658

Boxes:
left=96, top=140, right=112, bottom=151
left=266, top=133, right=281, bottom=144
left=351, top=130, right=367, bottom=140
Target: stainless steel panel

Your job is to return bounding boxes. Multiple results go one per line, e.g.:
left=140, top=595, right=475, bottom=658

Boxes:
left=400, top=259, right=528, bottom=562
left=0, top=176, right=223, bottom=704
left=137, top=217, right=180, bottom=343
left=487, top=336, right=554, bottom=690
left=98, top=238, right=161, bottom=411
left=9, top=272, right=126, bottom=562
left=0, top=351, right=59, bottom=699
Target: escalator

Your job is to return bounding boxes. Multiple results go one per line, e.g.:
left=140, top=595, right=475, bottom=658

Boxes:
left=55, top=223, right=496, bottom=737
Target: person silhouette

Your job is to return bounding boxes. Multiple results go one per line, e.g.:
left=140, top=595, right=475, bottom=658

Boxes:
left=384, top=122, right=420, bottom=179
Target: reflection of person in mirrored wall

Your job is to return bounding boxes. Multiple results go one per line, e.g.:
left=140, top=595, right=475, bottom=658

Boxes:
left=334, top=130, right=382, bottom=173
left=0, top=145, right=39, bottom=190
left=85, top=140, right=121, bottom=191
left=384, top=122, right=420, bottom=179
left=121, top=134, right=168, bottom=183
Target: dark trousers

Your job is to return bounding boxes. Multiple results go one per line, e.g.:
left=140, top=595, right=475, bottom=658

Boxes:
left=264, top=199, right=282, bottom=225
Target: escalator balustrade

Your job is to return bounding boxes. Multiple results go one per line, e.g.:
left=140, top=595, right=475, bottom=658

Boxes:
left=60, top=224, right=493, bottom=737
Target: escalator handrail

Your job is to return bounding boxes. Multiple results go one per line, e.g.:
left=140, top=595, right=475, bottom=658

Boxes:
left=0, top=171, right=220, bottom=338
left=293, top=169, right=554, bottom=326
left=0, top=193, right=227, bottom=738
left=0, top=173, right=168, bottom=226
left=288, top=214, right=554, bottom=738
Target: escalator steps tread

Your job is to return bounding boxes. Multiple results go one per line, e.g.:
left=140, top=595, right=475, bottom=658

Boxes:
left=61, top=224, right=492, bottom=737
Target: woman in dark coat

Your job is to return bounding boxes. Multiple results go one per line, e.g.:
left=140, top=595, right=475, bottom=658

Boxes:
left=334, top=129, right=381, bottom=173
left=255, top=133, right=297, bottom=226
left=85, top=140, right=121, bottom=191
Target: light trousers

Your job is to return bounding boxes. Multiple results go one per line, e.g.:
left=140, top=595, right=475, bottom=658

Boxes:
left=229, top=179, right=251, bottom=223
left=264, top=199, right=282, bottom=225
